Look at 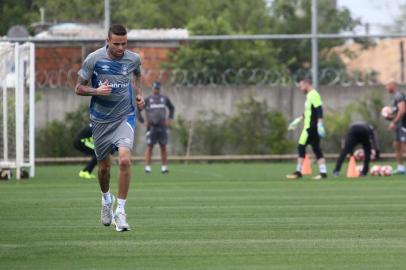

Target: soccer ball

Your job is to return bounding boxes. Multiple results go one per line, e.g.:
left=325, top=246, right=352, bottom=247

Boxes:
left=370, top=165, right=381, bottom=176
left=0, top=169, right=12, bottom=180
left=354, top=149, right=365, bottom=161
left=381, top=106, right=394, bottom=120
left=380, top=165, right=392, bottom=176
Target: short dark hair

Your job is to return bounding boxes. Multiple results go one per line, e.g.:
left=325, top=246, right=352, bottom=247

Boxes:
left=152, top=81, right=161, bottom=90
left=108, top=24, right=127, bottom=38
left=299, top=78, right=312, bottom=84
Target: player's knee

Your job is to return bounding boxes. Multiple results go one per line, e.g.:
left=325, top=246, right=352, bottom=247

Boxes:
left=313, top=147, right=323, bottom=159
left=98, top=165, right=110, bottom=176
left=393, top=141, right=400, bottom=151
left=119, top=156, right=131, bottom=169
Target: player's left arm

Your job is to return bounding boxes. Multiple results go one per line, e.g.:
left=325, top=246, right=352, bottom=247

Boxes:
left=165, top=97, right=175, bottom=126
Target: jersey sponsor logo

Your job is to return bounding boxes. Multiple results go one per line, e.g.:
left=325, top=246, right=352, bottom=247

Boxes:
left=101, top=65, right=110, bottom=72
left=97, top=80, right=129, bottom=89
left=150, top=104, right=166, bottom=109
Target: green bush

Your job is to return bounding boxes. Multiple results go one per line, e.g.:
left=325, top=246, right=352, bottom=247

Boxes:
left=171, top=95, right=294, bottom=155
left=36, top=104, right=89, bottom=157
left=226, top=96, right=293, bottom=154
left=192, top=112, right=228, bottom=155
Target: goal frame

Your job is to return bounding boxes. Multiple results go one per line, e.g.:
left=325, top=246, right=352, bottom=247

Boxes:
left=0, top=42, right=35, bottom=179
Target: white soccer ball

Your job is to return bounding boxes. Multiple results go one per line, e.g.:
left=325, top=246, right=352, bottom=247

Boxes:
left=380, top=165, right=392, bottom=176
left=381, top=106, right=394, bottom=120
left=370, top=165, right=381, bottom=176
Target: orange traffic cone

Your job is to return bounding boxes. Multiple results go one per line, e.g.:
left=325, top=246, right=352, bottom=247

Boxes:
left=346, top=155, right=359, bottom=178
left=301, top=155, right=312, bottom=175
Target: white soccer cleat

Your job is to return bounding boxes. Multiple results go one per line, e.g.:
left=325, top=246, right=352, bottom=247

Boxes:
left=145, top=166, right=151, bottom=173
left=113, top=212, right=130, bottom=232
left=101, top=195, right=115, bottom=226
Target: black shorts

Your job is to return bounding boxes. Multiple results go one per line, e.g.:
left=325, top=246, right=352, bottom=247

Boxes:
left=146, top=125, right=168, bottom=145
left=394, top=126, right=406, bottom=142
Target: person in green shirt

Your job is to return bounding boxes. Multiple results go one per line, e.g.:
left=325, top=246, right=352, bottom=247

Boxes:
left=286, top=79, right=327, bottom=179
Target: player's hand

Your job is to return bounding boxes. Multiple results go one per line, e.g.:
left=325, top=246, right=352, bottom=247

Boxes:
left=96, top=80, right=112, bottom=95
left=166, top=119, right=172, bottom=127
left=136, top=94, right=145, bottom=109
left=374, top=149, right=380, bottom=160
left=288, top=116, right=302, bottom=130
left=317, top=122, right=326, bottom=138
left=389, top=121, right=397, bottom=131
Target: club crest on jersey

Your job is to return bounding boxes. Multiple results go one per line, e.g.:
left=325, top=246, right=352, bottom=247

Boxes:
left=122, top=65, right=128, bottom=75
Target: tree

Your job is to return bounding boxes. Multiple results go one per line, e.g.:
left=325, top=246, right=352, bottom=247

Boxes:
left=269, top=0, right=361, bottom=73
left=167, top=15, right=285, bottom=84
left=33, top=0, right=104, bottom=24
left=0, top=0, right=38, bottom=35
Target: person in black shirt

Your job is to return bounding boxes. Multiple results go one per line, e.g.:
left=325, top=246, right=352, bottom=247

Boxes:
left=137, top=82, right=175, bottom=173
left=332, top=122, right=380, bottom=176
left=73, top=124, right=97, bottom=179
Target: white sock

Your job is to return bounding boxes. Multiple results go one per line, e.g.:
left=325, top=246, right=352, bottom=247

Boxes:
left=145, top=165, right=151, bottom=171
left=102, top=191, right=111, bottom=205
left=319, top=164, right=327, bottom=174
left=116, top=198, right=126, bottom=214
left=161, top=165, right=168, bottom=171
left=397, top=164, right=405, bottom=172
left=296, top=163, right=302, bottom=172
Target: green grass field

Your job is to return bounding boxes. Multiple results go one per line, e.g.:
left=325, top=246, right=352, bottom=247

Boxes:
left=1, top=163, right=406, bottom=270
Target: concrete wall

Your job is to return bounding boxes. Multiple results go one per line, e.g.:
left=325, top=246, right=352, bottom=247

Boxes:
left=36, top=85, right=389, bottom=128
left=35, top=85, right=390, bottom=155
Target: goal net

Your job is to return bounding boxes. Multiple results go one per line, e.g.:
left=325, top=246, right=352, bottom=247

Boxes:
left=0, top=42, right=35, bottom=179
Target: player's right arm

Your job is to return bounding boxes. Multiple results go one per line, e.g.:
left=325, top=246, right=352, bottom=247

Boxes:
left=75, top=53, right=112, bottom=96
left=75, top=77, right=112, bottom=96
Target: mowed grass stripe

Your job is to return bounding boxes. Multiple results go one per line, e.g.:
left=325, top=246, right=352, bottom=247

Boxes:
left=1, top=163, right=406, bottom=270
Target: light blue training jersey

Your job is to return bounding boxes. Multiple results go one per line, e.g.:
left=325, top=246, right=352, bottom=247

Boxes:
left=78, top=46, right=141, bottom=123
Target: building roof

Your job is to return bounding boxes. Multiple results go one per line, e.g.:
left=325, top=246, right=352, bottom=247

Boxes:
left=35, top=23, right=189, bottom=40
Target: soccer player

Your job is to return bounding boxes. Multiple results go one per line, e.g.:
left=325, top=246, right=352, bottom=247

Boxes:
left=332, top=122, right=380, bottom=176
left=73, top=124, right=97, bottom=179
left=286, top=79, right=327, bottom=179
left=137, top=81, right=175, bottom=173
left=385, top=80, right=406, bottom=174
left=75, top=24, right=144, bottom=231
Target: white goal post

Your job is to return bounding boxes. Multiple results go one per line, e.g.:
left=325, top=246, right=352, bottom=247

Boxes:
left=0, top=42, right=35, bottom=179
